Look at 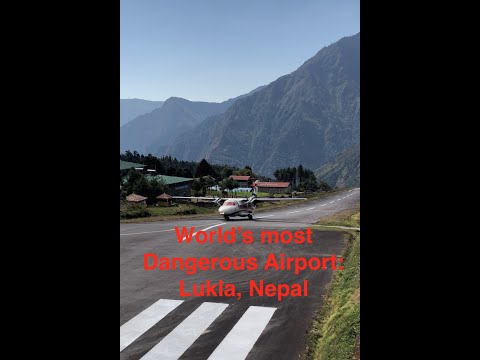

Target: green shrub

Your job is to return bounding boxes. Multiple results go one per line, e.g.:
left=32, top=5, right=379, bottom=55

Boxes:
left=305, top=233, right=360, bottom=360
left=120, top=209, right=151, bottom=219
left=175, top=209, right=197, bottom=215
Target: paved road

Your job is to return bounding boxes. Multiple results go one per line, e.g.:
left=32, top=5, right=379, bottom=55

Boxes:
left=120, top=188, right=360, bottom=360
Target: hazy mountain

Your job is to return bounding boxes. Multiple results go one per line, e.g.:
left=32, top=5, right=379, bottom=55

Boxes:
left=120, top=98, right=224, bottom=154
left=315, top=143, right=359, bottom=188
left=167, top=33, right=360, bottom=177
left=120, top=99, right=164, bottom=126
left=121, top=86, right=266, bottom=154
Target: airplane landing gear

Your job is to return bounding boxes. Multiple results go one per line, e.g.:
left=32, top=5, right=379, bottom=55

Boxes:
left=248, top=214, right=253, bottom=220
left=224, top=215, right=230, bottom=220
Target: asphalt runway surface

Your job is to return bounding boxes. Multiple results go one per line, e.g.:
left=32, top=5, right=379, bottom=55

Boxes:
left=120, top=188, right=360, bottom=360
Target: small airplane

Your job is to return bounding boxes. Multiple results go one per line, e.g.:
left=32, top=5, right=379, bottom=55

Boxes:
left=172, top=185, right=306, bottom=220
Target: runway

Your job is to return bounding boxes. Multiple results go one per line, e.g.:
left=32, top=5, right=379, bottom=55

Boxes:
left=120, top=188, right=360, bottom=359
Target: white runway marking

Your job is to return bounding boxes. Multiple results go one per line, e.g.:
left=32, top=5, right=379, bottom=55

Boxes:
left=200, top=223, right=226, bottom=232
left=121, top=222, right=228, bottom=237
left=182, top=223, right=226, bottom=241
left=306, top=207, right=315, bottom=210
left=120, top=299, right=183, bottom=352
left=321, top=204, right=327, bottom=207
left=120, top=229, right=176, bottom=236
left=329, top=201, right=335, bottom=204
left=140, top=302, right=229, bottom=360
left=286, top=210, right=300, bottom=214
left=256, top=215, right=274, bottom=219
left=207, top=306, right=277, bottom=360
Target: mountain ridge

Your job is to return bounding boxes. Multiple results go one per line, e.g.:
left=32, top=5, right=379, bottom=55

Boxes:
left=166, top=33, right=360, bottom=177
left=120, top=86, right=267, bottom=154
left=315, top=143, right=360, bottom=188
left=120, top=99, right=164, bottom=126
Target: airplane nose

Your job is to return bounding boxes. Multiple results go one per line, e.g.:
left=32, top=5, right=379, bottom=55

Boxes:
left=219, top=206, right=231, bottom=214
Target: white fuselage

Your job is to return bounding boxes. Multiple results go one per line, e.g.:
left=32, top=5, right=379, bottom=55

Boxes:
left=218, top=199, right=254, bottom=218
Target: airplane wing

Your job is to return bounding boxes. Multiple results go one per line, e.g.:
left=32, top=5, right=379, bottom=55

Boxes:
left=171, top=196, right=220, bottom=200
left=247, top=196, right=306, bottom=204
left=171, top=196, right=227, bottom=205
left=252, top=197, right=306, bottom=201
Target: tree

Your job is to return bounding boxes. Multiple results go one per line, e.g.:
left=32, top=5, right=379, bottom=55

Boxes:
left=231, top=180, right=240, bottom=192
left=180, top=168, right=193, bottom=178
left=317, top=181, right=332, bottom=192
left=121, top=168, right=169, bottom=203
left=274, top=165, right=320, bottom=191
left=302, top=177, right=317, bottom=192
left=167, top=166, right=177, bottom=176
left=219, top=178, right=239, bottom=195
left=234, top=166, right=253, bottom=176
left=127, top=168, right=141, bottom=182
left=274, top=167, right=296, bottom=184
left=195, top=159, right=218, bottom=178
left=219, top=178, right=231, bottom=193
left=297, top=165, right=304, bottom=186
left=202, top=175, right=216, bottom=195
left=192, top=177, right=205, bottom=196
left=221, top=167, right=234, bottom=179
left=146, top=178, right=167, bottom=200
left=123, top=169, right=142, bottom=195
left=123, top=150, right=134, bottom=162
left=132, top=176, right=150, bottom=197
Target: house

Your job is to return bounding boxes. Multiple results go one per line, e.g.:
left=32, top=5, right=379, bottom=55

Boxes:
left=229, top=175, right=252, bottom=187
left=156, top=193, right=173, bottom=207
left=256, top=181, right=292, bottom=194
left=125, top=193, right=148, bottom=205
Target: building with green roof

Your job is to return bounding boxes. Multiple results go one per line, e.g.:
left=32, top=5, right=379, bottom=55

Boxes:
left=120, top=160, right=194, bottom=195
left=146, top=174, right=193, bottom=196
left=120, top=160, right=146, bottom=172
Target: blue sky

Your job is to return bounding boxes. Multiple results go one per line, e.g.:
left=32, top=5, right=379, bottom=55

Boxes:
left=120, top=0, right=359, bottom=102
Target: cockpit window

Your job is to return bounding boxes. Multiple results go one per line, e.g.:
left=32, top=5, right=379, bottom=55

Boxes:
left=224, top=201, right=236, bottom=206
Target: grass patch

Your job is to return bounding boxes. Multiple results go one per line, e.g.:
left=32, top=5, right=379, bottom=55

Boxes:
left=304, top=232, right=360, bottom=360
left=120, top=203, right=216, bottom=223
left=120, top=209, right=151, bottom=219
left=315, top=206, right=360, bottom=228
left=304, top=209, right=360, bottom=359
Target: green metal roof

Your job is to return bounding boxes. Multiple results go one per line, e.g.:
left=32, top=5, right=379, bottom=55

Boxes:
left=120, top=160, right=145, bottom=171
left=146, top=175, right=193, bottom=185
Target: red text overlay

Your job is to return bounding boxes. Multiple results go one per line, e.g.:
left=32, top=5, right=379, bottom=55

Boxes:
left=143, top=226, right=344, bottom=301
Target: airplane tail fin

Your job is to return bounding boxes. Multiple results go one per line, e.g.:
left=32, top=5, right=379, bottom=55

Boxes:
left=247, top=195, right=257, bottom=204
